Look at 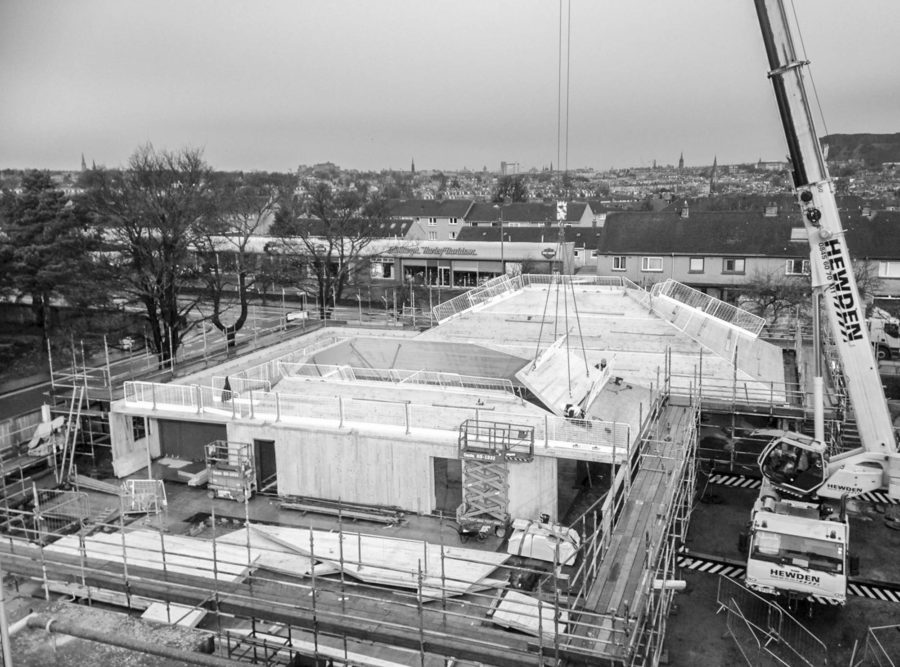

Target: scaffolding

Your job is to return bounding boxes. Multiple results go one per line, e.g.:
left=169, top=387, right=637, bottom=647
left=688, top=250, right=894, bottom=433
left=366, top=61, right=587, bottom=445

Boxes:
left=0, top=385, right=701, bottom=667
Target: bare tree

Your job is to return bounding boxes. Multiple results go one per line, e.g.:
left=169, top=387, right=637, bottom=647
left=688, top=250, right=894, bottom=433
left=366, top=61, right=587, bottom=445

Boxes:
left=85, top=144, right=213, bottom=364
left=853, top=259, right=883, bottom=314
left=194, top=172, right=292, bottom=346
left=737, top=268, right=811, bottom=326
left=270, top=182, right=389, bottom=319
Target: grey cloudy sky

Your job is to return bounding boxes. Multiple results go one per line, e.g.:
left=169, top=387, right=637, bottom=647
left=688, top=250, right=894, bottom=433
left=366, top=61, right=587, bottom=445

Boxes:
left=1, top=0, right=897, bottom=173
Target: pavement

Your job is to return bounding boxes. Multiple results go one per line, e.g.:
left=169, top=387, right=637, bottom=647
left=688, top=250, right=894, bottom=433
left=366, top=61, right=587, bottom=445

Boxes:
left=0, top=372, right=50, bottom=395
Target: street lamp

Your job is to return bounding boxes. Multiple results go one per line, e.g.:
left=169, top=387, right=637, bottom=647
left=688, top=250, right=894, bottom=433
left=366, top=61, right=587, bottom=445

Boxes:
left=493, top=203, right=505, bottom=277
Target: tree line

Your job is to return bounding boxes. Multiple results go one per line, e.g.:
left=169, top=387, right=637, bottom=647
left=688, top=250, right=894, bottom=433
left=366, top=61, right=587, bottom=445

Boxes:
left=0, top=144, right=390, bottom=365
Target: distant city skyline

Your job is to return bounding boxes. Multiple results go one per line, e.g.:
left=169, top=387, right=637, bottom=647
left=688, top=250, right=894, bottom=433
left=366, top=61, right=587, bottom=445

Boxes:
left=2, top=1, right=898, bottom=173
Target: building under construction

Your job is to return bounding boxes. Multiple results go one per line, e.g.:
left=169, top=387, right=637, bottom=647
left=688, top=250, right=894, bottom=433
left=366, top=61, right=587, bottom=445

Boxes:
left=1, top=274, right=818, bottom=666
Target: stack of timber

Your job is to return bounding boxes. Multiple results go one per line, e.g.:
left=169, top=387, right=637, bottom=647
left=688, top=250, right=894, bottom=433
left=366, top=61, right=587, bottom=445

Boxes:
left=246, top=523, right=508, bottom=598
left=182, top=468, right=210, bottom=487
left=279, top=495, right=405, bottom=525
left=45, top=529, right=256, bottom=582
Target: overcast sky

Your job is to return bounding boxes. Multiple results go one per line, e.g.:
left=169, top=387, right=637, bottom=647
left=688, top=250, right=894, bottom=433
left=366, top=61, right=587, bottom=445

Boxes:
left=1, top=1, right=897, bottom=173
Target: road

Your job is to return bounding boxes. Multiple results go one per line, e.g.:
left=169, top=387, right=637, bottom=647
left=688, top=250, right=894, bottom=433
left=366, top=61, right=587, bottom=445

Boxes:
left=0, top=380, right=53, bottom=421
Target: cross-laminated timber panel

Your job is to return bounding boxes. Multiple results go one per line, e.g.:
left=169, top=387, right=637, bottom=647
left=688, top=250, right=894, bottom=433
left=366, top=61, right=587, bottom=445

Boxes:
left=226, top=420, right=559, bottom=519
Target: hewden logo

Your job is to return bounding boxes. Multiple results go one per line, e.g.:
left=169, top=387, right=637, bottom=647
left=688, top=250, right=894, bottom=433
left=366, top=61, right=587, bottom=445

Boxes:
left=819, top=238, right=863, bottom=342
left=826, top=483, right=860, bottom=493
left=770, top=569, right=821, bottom=586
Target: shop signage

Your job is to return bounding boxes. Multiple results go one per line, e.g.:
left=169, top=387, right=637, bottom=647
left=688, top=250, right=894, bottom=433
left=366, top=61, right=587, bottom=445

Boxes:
left=406, top=246, right=478, bottom=257
left=541, top=248, right=557, bottom=259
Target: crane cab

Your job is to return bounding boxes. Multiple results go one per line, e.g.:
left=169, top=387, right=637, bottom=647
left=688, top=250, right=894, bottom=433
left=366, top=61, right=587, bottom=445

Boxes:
left=756, top=431, right=827, bottom=497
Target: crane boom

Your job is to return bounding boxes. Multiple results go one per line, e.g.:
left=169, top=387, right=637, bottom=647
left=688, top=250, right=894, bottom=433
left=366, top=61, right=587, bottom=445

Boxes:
left=754, top=0, right=896, bottom=456
left=743, top=0, right=899, bottom=606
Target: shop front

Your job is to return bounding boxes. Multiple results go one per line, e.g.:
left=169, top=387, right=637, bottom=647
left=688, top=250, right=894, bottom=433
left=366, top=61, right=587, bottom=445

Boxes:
left=368, top=240, right=575, bottom=288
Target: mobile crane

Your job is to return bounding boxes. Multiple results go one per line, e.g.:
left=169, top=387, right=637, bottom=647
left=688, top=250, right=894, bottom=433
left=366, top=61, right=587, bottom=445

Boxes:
left=742, top=0, right=900, bottom=604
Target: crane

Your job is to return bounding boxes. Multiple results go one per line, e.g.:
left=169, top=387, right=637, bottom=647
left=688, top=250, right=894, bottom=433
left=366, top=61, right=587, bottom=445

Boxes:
left=742, top=0, right=900, bottom=604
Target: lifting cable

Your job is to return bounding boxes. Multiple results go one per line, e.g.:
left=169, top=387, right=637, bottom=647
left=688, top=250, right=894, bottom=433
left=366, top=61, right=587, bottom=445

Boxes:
left=788, top=0, right=830, bottom=139
left=532, top=0, right=589, bottom=396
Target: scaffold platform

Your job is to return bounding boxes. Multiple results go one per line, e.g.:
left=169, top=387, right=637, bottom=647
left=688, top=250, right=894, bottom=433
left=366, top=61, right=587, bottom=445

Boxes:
left=567, top=402, right=697, bottom=664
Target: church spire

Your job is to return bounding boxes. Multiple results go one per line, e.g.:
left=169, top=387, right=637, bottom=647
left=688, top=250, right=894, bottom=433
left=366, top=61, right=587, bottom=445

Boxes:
left=678, top=152, right=684, bottom=170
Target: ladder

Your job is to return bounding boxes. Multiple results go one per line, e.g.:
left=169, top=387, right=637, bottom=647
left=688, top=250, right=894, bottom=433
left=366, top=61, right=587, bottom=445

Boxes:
left=57, top=386, right=85, bottom=484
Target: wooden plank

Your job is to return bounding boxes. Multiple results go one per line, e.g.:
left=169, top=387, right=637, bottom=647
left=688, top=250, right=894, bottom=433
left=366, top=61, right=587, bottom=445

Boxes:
left=214, top=528, right=340, bottom=577
left=44, top=529, right=255, bottom=582
left=249, top=524, right=509, bottom=598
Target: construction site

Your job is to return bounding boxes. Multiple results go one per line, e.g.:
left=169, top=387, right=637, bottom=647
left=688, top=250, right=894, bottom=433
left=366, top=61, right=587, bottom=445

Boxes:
left=4, top=273, right=898, bottom=667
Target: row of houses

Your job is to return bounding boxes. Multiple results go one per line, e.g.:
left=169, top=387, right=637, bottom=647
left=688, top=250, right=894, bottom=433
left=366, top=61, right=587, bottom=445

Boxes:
left=232, top=197, right=900, bottom=301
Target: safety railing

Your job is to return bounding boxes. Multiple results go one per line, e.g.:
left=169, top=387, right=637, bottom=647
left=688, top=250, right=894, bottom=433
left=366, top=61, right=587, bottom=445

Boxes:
left=432, top=274, right=521, bottom=322
left=565, top=395, right=697, bottom=661
left=717, top=575, right=828, bottom=667
left=431, top=273, right=649, bottom=323
left=34, top=489, right=90, bottom=536
left=212, top=376, right=271, bottom=394
left=277, top=361, right=516, bottom=395
left=671, top=373, right=801, bottom=410
left=0, top=505, right=678, bottom=667
left=521, top=274, right=640, bottom=288
left=858, top=624, right=900, bottom=667
left=123, top=380, right=634, bottom=460
left=651, top=279, right=766, bottom=336
left=237, top=335, right=345, bottom=387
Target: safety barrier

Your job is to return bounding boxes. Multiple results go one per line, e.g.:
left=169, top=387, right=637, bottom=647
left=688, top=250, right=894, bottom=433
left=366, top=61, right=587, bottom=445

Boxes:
left=858, top=624, right=900, bottom=667
left=431, top=273, right=646, bottom=323
left=651, top=279, right=766, bottom=336
left=122, top=380, right=634, bottom=460
left=277, top=362, right=516, bottom=395
left=717, top=575, right=828, bottom=667
left=431, top=274, right=521, bottom=322
left=34, top=489, right=90, bottom=536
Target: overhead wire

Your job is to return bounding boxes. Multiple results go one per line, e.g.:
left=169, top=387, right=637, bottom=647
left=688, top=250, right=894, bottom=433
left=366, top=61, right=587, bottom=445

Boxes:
left=535, top=0, right=589, bottom=395
left=789, top=0, right=830, bottom=138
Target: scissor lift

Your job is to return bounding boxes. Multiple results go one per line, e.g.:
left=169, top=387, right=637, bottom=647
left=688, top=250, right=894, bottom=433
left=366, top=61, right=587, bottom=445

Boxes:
left=205, top=440, right=256, bottom=503
left=456, top=419, right=534, bottom=538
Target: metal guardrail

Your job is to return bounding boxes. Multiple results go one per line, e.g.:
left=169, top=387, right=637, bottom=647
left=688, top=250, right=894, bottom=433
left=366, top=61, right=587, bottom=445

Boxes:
left=431, top=273, right=648, bottom=324
left=858, top=624, right=900, bottom=667
left=123, top=380, right=633, bottom=459
left=651, top=279, right=766, bottom=336
left=717, top=575, right=828, bottom=667
left=277, top=362, right=516, bottom=395
left=431, top=274, right=520, bottom=323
